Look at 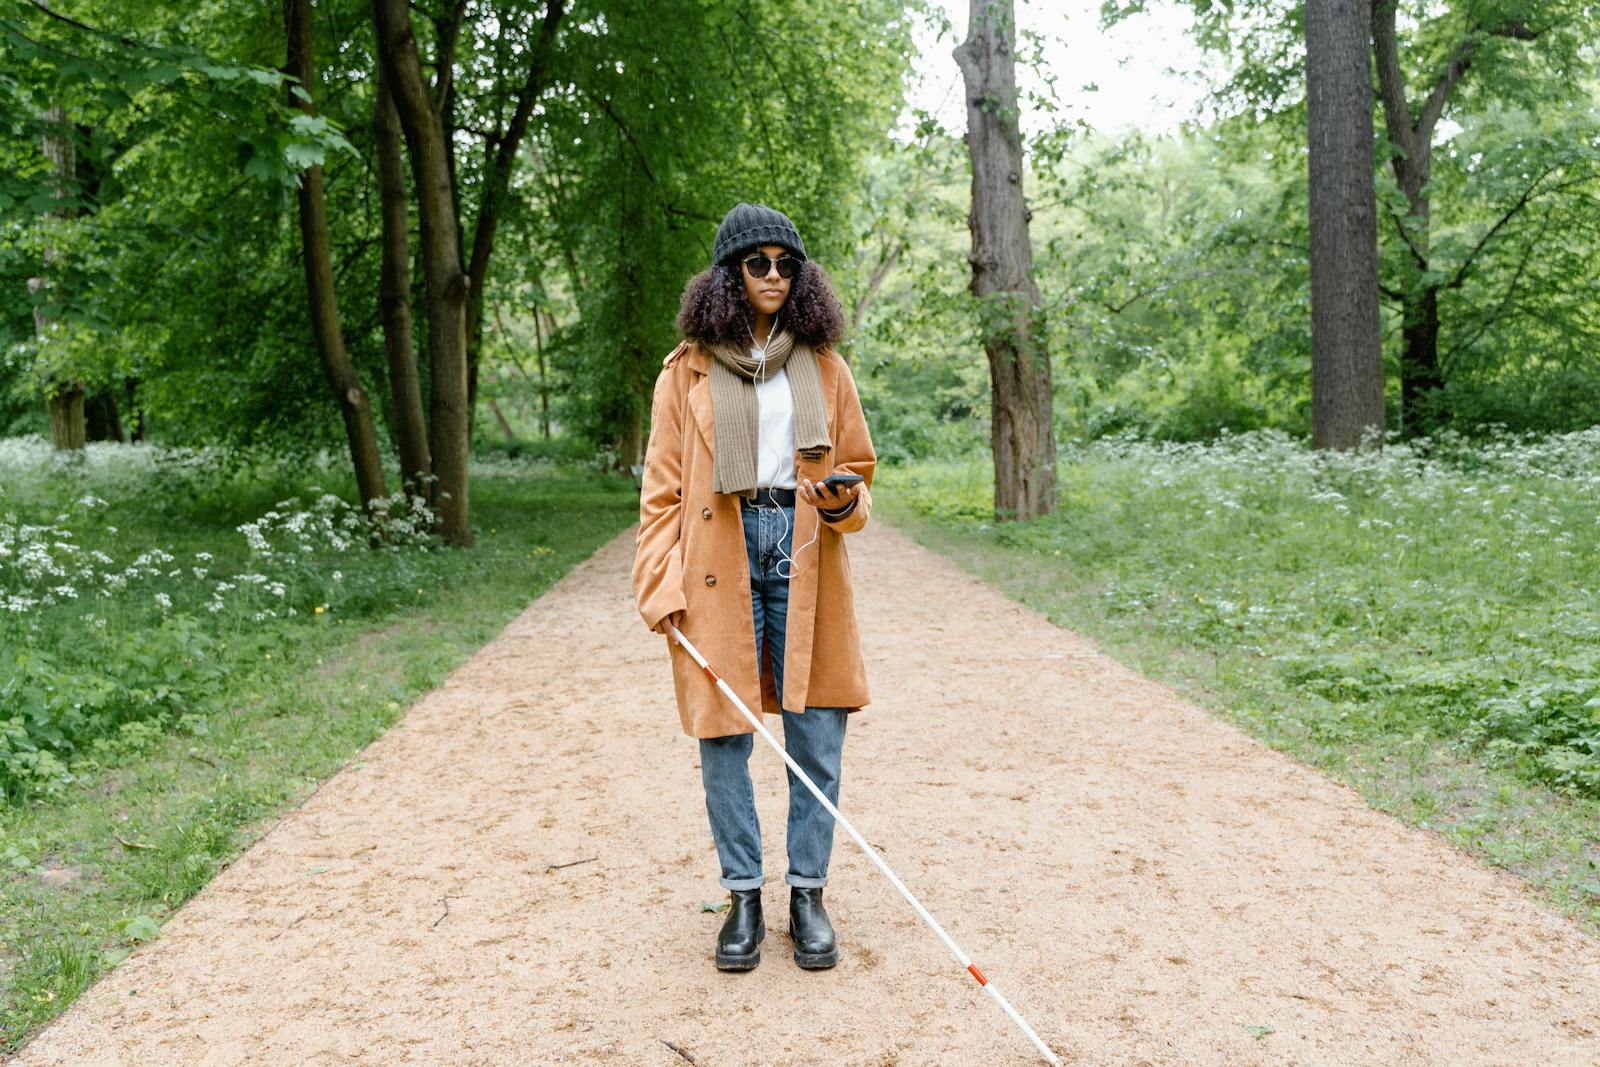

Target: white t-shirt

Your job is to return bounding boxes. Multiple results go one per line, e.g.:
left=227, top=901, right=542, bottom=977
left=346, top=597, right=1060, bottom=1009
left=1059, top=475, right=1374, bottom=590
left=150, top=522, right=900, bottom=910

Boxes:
left=752, top=356, right=797, bottom=490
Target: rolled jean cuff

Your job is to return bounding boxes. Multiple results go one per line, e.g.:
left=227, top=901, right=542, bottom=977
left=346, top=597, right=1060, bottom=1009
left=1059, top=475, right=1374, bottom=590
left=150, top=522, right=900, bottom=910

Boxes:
left=785, top=873, right=827, bottom=888
left=720, top=874, right=765, bottom=891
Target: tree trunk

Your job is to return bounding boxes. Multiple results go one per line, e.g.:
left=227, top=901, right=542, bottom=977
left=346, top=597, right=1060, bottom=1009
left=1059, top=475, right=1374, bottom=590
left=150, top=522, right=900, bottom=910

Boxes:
left=1370, top=1, right=1534, bottom=437
left=1306, top=0, right=1385, bottom=449
left=534, top=299, right=552, bottom=439
left=953, top=0, right=1057, bottom=521
left=45, top=385, right=85, bottom=450
left=1388, top=170, right=1446, bottom=438
left=32, top=104, right=87, bottom=451
left=617, top=171, right=648, bottom=474
left=372, top=0, right=474, bottom=547
left=373, top=56, right=433, bottom=499
left=619, top=404, right=642, bottom=473
left=489, top=398, right=515, bottom=440
left=285, top=0, right=389, bottom=529
left=1399, top=284, right=1445, bottom=430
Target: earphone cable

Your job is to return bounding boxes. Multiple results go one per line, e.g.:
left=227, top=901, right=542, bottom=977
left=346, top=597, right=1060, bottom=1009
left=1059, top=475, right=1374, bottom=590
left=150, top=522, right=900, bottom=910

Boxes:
left=746, top=311, right=818, bottom=580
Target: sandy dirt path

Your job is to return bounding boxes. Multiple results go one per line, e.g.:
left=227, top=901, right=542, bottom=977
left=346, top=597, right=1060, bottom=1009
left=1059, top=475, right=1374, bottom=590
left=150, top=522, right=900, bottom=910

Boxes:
left=11, top=520, right=1600, bottom=1065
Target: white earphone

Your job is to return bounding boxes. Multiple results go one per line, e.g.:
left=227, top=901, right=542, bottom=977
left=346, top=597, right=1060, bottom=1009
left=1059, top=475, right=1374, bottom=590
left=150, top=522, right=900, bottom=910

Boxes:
left=749, top=313, right=819, bottom=579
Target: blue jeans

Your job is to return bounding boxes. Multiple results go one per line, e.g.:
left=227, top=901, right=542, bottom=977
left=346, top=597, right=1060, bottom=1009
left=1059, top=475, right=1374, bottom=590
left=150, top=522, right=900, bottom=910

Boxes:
left=698, top=498, right=849, bottom=891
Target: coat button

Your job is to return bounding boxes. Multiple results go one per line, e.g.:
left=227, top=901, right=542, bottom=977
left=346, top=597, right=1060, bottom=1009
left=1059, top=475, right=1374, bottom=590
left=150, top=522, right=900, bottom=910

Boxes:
left=704, top=574, right=717, bottom=587
left=701, top=507, right=712, bottom=519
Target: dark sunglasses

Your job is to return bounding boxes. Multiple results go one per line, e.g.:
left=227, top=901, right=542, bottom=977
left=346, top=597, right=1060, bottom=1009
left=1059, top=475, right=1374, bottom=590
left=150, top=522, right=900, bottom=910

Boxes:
left=741, top=253, right=802, bottom=280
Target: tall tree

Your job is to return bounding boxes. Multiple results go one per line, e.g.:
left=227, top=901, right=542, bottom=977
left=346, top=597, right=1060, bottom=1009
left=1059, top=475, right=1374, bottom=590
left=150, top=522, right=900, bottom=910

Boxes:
left=372, top=55, right=432, bottom=499
left=1105, top=0, right=1598, bottom=438
left=1306, top=0, right=1384, bottom=449
left=29, top=104, right=85, bottom=450
left=284, top=0, right=389, bottom=524
left=371, top=0, right=474, bottom=547
left=1371, top=1, right=1540, bottom=436
left=954, top=0, right=1058, bottom=520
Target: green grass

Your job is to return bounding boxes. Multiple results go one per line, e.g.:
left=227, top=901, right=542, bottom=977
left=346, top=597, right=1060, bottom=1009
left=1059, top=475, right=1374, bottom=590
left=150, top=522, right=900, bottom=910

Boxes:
left=876, top=426, right=1600, bottom=936
left=0, top=438, right=636, bottom=1051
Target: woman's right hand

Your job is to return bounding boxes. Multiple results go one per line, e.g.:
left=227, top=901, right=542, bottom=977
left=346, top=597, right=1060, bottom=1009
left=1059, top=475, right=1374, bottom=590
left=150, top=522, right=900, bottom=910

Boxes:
left=651, top=609, right=685, bottom=636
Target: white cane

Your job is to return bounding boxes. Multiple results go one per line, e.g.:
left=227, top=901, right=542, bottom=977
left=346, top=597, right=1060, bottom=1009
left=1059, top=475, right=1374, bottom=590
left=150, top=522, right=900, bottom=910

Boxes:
left=667, top=621, right=1061, bottom=1066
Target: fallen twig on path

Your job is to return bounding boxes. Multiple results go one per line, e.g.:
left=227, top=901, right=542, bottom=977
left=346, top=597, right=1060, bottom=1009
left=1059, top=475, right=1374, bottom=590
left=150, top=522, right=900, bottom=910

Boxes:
left=269, top=911, right=308, bottom=941
left=661, top=1039, right=698, bottom=1064
left=432, top=893, right=460, bottom=929
left=545, top=856, right=597, bottom=873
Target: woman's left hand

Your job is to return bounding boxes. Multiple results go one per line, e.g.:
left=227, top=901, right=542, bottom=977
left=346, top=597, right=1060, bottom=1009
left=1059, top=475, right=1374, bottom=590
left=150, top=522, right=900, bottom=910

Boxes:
left=800, top=476, right=860, bottom=512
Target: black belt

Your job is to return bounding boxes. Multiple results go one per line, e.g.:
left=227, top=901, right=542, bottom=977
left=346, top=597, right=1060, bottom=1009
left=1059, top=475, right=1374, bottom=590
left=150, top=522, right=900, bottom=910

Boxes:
left=741, top=486, right=796, bottom=508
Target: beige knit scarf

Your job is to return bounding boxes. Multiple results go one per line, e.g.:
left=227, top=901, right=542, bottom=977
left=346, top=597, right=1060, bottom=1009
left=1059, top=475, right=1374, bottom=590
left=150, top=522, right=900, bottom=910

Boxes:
left=706, top=326, right=830, bottom=499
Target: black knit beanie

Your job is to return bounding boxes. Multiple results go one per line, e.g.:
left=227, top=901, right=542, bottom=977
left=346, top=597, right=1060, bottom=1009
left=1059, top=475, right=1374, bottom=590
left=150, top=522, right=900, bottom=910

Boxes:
left=712, top=202, right=807, bottom=267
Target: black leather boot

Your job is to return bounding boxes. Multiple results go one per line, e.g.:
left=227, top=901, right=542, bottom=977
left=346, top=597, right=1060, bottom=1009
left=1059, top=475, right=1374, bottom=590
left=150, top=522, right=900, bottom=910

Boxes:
left=788, top=886, right=837, bottom=969
left=714, top=888, right=765, bottom=971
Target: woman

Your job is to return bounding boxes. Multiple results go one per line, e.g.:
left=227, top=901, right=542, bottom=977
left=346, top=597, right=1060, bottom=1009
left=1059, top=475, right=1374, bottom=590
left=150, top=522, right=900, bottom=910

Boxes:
left=631, top=202, right=877, bottom=973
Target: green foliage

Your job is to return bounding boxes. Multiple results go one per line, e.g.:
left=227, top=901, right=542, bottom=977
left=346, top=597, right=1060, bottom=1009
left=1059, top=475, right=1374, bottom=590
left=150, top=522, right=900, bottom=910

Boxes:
left=3, top=0, right=922, bottom=460
left=1088, top=0, right=1600, bottom=439
left=0, top=436, right=539, bottom=805
left=0, top=618, right=224, bottom=801
left=848, top=132, right=991, bottom=463
left=0, top=1, right=351, bottom=219
left=848, top=122, right=1323, bottom=456
left=1421, top=100, right=1600, bottom=428
left=0, top=0, right=374, bottom=447
left=885, top=425, right=1600, bottom=798
left=1467, top=659, right=1600, bottom=796
left=528, top=0, right=917, bottom=455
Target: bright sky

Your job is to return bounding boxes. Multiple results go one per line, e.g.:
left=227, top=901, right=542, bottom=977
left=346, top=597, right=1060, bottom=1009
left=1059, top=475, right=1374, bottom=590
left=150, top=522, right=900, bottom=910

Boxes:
left=898, top=0, right=1223, bottom=141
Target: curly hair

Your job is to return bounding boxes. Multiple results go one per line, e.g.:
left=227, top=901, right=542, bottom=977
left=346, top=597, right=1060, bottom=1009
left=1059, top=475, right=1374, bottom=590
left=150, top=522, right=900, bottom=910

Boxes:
left=676, top=259, right=846, bottom=349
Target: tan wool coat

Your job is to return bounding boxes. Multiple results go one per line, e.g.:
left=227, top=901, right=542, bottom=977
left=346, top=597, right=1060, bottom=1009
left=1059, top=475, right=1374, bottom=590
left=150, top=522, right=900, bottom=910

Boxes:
left=631, top=339, right=877, bottom=739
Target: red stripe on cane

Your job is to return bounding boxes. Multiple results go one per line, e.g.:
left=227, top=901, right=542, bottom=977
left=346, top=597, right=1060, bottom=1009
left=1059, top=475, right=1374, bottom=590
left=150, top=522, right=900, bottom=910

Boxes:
left=967, top=964, right=988, bottom=986
left=702, top=663, right=720, bottom=684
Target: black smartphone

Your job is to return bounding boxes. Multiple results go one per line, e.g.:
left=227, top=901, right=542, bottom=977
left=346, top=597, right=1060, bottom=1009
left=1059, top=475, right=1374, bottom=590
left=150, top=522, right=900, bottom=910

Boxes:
left=818, top=472, right=864, bottom=492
